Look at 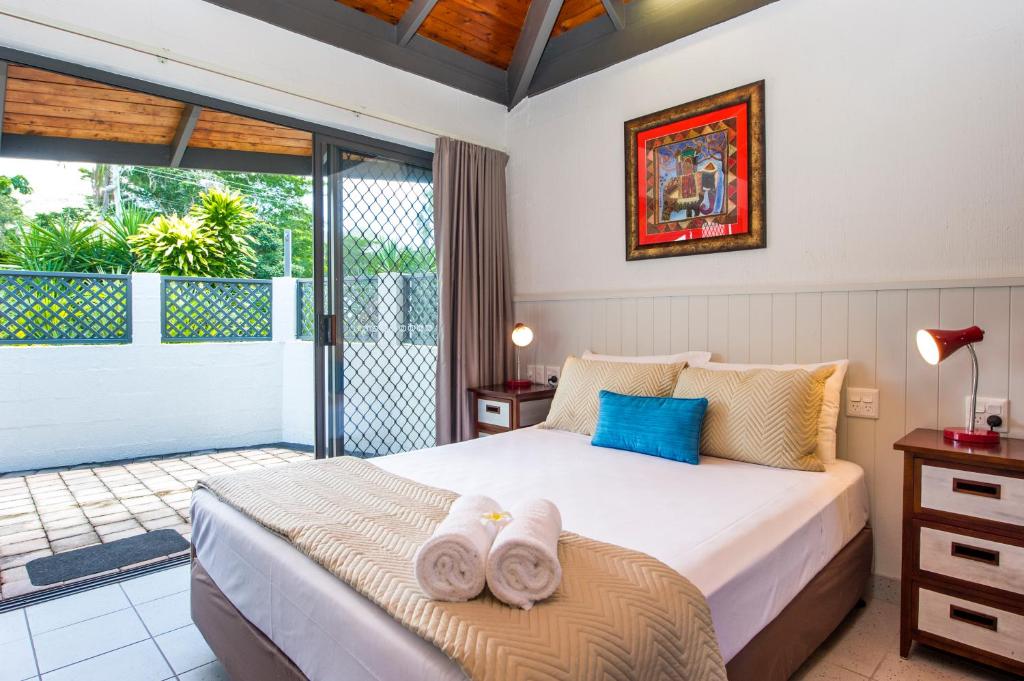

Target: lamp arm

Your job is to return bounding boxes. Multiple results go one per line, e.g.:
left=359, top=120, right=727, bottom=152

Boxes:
left=967, top=344, right=979, bottom=433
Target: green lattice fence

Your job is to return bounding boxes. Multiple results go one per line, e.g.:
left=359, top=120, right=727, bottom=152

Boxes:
left=403, top=272, right=437, bottom=345
left=162, top=276, right=272, bottom=342
left=295, top=276, right=379, bottom=342
left=296, top=279, right=315, bottom=340
left=0, top=270, right=131, bottom=345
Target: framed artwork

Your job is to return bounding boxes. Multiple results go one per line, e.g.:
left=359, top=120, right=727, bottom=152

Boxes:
left=624, top=81, right=765, bottom=260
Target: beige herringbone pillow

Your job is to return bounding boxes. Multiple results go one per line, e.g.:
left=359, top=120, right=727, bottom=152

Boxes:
left=673, top=366, right=835, bottom=471
left=542, top=357, right=683, bottom=436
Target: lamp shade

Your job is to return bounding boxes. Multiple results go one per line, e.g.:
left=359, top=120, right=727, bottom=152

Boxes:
left=915, top=326, right=984, bottom=365
left=511, top=323, right=534, bottom=348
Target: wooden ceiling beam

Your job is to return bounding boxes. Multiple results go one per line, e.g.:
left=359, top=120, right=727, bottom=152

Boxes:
left=202, top=0, right=507, bottom=104
left=528, top=0, right=780, bottom=102
left=396, top=0, right=440, bottom=46
left=507, top=0, right=565, bottom=109
left=169, top=104, right=202, bottom=167
left=601, top=0, right=625, bottom=30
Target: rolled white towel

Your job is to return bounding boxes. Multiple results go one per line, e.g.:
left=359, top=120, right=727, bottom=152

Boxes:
left=414, top=494, right=503, bottom=602
left=486, top=498, right=563, bottom=610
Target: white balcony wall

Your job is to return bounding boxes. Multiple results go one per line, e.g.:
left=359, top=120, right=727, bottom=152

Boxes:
left=0, top=275, right=436, bottom=473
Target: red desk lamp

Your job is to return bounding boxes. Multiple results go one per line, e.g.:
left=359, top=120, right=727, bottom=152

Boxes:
left=507, top=323, right=534, bottom=389
left=915, top=325, right=999, bottom=445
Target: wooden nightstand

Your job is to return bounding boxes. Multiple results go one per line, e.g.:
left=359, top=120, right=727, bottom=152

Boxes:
left=468, top=383, right=556, bottom=437
left=894, top=429, right=1024, bottom=676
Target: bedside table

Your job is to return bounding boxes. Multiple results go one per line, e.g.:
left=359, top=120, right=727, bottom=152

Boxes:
left=468, top=383, right=556, bottom=437
left=894, top=429, right=1024, bottom=676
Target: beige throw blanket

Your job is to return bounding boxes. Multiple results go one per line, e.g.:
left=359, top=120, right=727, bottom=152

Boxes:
left=196, top=457, right=726, bottom=681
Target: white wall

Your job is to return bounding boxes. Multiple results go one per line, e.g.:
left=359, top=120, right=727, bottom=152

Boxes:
left=0, top=0, right=508, bottom=152
left=507, top=0, right=1024, bottom=298
left=505, top=0, right=1024, bottom=580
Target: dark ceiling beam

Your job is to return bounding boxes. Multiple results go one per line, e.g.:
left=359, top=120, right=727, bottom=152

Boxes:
left=528, top=0, right=780, bottom=101
left=507, top=0, right=565, bottom=109
left=202, top=0, right=507, bottom=104
left=601, top=0, right=625, bottom=30
left=169, top=104, right=202, bottom=167
left=396, top=0, right=439, bottom=46
left=0, top=134, right=312, bottom=175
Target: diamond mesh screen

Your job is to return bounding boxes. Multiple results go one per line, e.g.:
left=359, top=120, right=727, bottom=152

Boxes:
left=340, top=155, right=436, bottom=457
left=0, top=270, right=131, bottom=345
left=162, top=276, right=272, bottom=342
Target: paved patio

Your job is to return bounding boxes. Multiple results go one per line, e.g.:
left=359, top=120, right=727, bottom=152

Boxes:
left=0, top=446, right=312, bottom=600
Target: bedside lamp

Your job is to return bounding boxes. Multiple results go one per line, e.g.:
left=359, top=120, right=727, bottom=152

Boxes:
left=507, top=323, right=534, bottom=389
left=915, top=325, right=999, bottom=445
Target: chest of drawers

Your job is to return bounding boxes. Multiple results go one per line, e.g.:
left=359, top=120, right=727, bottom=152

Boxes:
left=895, top=429, right=1024, bottom=676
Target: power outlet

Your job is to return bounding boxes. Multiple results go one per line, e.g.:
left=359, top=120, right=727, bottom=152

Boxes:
left=545, top=365, right=561, bottom=387
left=964, top=397, right=1009, bottom=433
left=846, top=388, right=879, bottom=419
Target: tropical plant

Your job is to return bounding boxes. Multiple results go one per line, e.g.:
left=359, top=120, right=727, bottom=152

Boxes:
left=3, top=216, right=110, bottom=272
left=100, top=203, right=158, bottom=273
left=129, top=215, right=226, bottom=277
left=189, top=188, right=257, bottom=277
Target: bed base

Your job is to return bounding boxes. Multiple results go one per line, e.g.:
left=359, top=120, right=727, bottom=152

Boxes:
left=191, top=526, right=872, bottom=681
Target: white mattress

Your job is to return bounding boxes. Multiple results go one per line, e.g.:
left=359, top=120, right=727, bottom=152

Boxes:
left=191, top=427, right=868, bottom=681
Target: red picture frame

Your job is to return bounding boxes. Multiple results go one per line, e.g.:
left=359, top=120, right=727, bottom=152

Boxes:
left=624, top=81, right=765, bottom=260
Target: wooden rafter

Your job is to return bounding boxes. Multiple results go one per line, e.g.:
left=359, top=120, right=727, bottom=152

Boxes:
left=507, top=0, right=565, bottom=109
left=169, top=104, right=202, bottom=167
left=395, top=0, right=439, bottom=46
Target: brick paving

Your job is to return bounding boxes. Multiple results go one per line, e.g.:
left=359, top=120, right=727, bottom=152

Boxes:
left=0, top=445, right=312, bottom=600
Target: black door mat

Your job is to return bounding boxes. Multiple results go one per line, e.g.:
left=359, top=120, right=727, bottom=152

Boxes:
left=26, top=530, right=190, bottom=586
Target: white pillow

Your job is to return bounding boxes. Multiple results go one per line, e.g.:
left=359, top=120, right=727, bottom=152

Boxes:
left=687, top=358, right=849, bottom=464
left=582, top=350, right=712, bottom=365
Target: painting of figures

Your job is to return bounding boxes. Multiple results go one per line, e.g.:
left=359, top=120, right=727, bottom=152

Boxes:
left=624, top=81, right=765, bottom=260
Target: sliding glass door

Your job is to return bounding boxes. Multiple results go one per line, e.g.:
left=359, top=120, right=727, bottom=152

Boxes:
left=313, top=137, right=437, bottom=458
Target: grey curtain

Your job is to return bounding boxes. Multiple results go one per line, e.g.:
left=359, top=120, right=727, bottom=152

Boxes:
left=434, top=137, right=514, bottom=444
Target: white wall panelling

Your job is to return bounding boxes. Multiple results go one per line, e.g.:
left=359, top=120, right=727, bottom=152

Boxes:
left=515, top=284, right=1023, bottom=579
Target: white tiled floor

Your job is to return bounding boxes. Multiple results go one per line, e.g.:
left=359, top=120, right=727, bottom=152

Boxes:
left=0, top=564, right=227, bottom=681
left=0, top=567, right=1018, bottom=681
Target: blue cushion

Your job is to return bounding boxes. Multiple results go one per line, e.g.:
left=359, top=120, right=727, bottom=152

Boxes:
left=591, top=390, right=708, bottom=464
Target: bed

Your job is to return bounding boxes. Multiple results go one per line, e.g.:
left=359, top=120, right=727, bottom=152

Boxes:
left=190, top=426, right=870, bottom=681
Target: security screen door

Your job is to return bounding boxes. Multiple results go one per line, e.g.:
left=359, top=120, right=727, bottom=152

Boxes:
left=313, top=137, right=437, bottom=458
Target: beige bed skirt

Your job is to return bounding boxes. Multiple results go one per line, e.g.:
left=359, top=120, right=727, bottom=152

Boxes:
left=190, top=526, right=872, bottom=681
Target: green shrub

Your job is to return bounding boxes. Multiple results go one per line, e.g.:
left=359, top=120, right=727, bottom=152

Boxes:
left=189, top=188, right=256, bottom=277
left=100, top=203, right=158, bottom=273
left=129, top=215, right=226, bottom=277
left=3, top=216, right=110, bottom=272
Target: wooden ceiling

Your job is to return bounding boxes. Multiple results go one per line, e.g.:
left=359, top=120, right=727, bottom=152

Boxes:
left=205, top=0, right=777, bottom=108
left=0, top=64, right=312, bottom=171
left=335, top=0, right=619, bottom=69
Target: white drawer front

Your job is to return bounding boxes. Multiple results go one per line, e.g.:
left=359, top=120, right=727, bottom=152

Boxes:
left=919, top=527, right=1024, bottom=595
left=477, top=399, right=510, bottom=428
left=918, top=588, right=1023, bottom=662
left=920, top=465, right=1024, bottom=527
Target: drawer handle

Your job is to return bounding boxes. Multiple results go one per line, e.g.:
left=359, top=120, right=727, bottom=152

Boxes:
left=949, top=604, right=998, bottom=632
left=485, top=405, right=501, bottom=415
left=951, top=542, right=1001, bottom=566
left=952, top=478, right=1002, bottom=500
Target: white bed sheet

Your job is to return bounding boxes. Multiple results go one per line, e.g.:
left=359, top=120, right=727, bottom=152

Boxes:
left=191, top=427, right=868, bottom=681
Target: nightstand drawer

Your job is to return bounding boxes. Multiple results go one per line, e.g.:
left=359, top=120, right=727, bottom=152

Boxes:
left=920, top=464, right=1024, bottom=528
left=917, top=587, right=1024, bottom=663
left=477, top=398, right=511, bottom=428
left=919, top=525, right=1024, bottom=595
